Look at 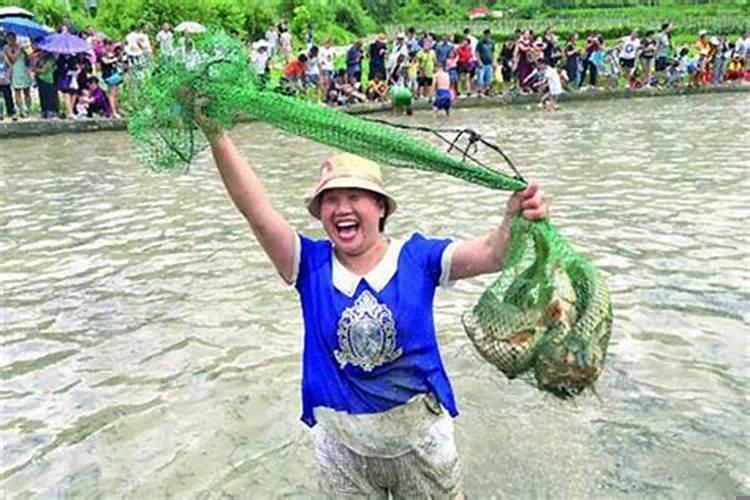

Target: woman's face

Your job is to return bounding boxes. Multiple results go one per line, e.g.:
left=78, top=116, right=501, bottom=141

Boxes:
left=319, top=188, right=385, bottom=256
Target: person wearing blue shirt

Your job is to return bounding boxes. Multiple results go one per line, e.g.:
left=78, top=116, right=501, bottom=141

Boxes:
left=346, top=40, right=363, bottom=86
left=434, top=34, right=454, bottom=69
left=475, top=29, right=496, bottom=95
left=195, top=114, right=550, bottom=497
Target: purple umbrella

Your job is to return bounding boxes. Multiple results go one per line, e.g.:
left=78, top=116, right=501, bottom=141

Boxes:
left=37, top=32, right=90, bottom=54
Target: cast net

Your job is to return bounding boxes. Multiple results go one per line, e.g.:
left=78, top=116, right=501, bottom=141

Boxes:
left=127, top=33, right=613, bottom=397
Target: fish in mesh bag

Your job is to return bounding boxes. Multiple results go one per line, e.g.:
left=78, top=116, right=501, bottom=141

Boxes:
left=127, top=32, right=613, bottom=397
left=462, top=217, right=613, bottom=397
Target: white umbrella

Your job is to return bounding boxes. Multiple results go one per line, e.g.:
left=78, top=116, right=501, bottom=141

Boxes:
left=0, top=6, right=34, bottom=19
left=175, top=21, right=206, bottom=34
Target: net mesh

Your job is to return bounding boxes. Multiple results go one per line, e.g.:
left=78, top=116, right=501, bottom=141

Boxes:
left=128, top=33, right=613, bottom=397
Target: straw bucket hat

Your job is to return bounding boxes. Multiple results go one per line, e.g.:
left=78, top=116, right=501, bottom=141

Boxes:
left=305, top=153, right=397, bottom=219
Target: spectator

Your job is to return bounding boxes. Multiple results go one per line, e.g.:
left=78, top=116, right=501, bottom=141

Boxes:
left=0, top=38, right=16, bottom=121
left=319, top=38, right=335, bottom=94
left=620, top=31, right=641, bottom=87
left=433, top=33, right=454, bottom=70
left=456, top=37, right=476, bottom=95
left=100, top=39, right=124, bottom=118
left=564, top=33, right=580, bottom=88
left=499, top=36, right=516, bottom=89
left=366, top=74, right=388, bottom=102
left=514, top=30, right=534, bottom=92
left=640, top=31, right=657, bottom=86
left=476, top=29, right=495, bottom=96
left=4, top=33, right=32, bottom=118
left=32, top=50, right=59, bottom=119
left=415, top=42, right=436, bottom=99
left=266, top=24, right=278, bottom=57
left=655, top=23, right=673, bottom=79
left=279, top=26, right=292, bottom=61
left=84, top=76, right=111, bottom=118
left=156, top=23, right=174, bottom=60
left=369, top=34, right=387, bottom=82
left=346, top=40, right=363, bottom=87
left=250, top=40, right=271, bottom=85
left=305, top=45, right=322, bottom=98
left=282, top=53, right=307, bottom=94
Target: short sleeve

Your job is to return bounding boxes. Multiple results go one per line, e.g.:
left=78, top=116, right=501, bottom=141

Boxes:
left=294, top=233, right=329, bottom=291
left=404, top=233, right=454, bottom=288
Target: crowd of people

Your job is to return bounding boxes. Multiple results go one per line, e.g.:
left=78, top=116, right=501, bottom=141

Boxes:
left=2, top=17, right=749, bottom=122
left=251, top=23, right=750, bottom=113
left=0, top=19, right=197, bottom=121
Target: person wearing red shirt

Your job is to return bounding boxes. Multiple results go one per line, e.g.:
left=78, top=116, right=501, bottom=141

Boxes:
left=456, top=38, right=476, bottom=95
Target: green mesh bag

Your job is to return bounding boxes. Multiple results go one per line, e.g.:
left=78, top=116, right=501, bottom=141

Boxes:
left=128, top=32, right=613, bottom=397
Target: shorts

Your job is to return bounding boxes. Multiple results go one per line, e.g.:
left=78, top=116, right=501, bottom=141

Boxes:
left=457, top=61, right=476, bottom=75
left=620, top=58, right=635, bottom=70
left=433, top=88, right=452, bottom=111
left=306, top=73, right=320, bottom=87
left=477, top=64, right=493, bottom=87
left=418, top=75, right=433, bottom=87
left=311, top=413, right=462, bottom=498
left=448, top=68, right=458, bottom=83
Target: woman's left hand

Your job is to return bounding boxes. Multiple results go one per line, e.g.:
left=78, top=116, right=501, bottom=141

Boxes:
left=505, top=182, right=550, bottom=221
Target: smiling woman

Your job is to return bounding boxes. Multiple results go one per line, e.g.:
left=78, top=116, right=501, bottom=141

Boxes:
left=198, top=104, right=549, bottom=496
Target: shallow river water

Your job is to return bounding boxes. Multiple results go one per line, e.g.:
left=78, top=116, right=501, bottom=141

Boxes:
left=2, top=94, right=749, bottom=498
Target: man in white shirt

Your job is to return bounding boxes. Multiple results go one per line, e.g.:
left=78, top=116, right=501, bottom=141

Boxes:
left=319, top=39, right=336, bottom=88
left=619, top=31, right=641, bottom=78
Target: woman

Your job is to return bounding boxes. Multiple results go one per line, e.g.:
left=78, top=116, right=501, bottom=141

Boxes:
left=456, top=37, right=476, bottom=95
left=32, top=50, right=59, bottom=119
left=100, top=40, right=124, bottom=118
left=191, top=106, right=550, bottom=497
left=514, top=30, right=534, bottom=92
left=640, top=31, right=657, bottom=86
left=4, top=33, right=32, bottom=118
left=564, top=32, right=581, bottom=89
left=499, top=36, right=516, bottom=89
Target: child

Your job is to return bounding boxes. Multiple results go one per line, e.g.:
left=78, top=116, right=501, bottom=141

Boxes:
left=665, top=60, right=683, bottom=87
left=406, top=53, right=419, bottom=96
left=432, top=66, right=452, bottom=118
left=366, top=75, right=388, bottom=102
left=85, top=77, right=112, bottom=118
left=538, top=59, right=566, bottom=112
left=390, top=83, right=413, bottom=116
left=446, top=48, right=459, bottom=95
left=75, top=87, right=94, bottom=118
left=282, top=53, right=307, bottom=95
left=602, top=48, right=621, bottom=89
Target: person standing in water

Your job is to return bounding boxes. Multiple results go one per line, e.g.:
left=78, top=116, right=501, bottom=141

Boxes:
left=189, top=94, right=550, bottom=496
left=432, top=65, right=453, bottom=118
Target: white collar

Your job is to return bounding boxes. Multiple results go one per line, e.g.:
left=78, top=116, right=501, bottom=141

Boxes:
left=332, top=238, right=405, bottom=297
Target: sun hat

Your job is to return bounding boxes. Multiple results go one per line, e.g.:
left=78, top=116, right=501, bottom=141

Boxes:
left=305, top=153, right=397, bottom=219
left=698, top=29, right=708, bottom=36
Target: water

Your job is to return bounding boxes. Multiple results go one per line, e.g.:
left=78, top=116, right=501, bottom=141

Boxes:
left=2, top=94, right=749, bottom=498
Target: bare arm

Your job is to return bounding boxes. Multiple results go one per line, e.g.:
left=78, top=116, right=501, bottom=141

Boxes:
left=450, top=183, right=548, bottom=281
left=208, top=132, right=296, bottom=283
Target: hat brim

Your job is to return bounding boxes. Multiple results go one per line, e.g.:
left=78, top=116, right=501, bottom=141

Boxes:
left=305, top=177, right=397, bottom=219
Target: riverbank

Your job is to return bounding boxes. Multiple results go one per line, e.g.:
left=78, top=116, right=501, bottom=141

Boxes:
left=1, top=84, right=748, bottom=139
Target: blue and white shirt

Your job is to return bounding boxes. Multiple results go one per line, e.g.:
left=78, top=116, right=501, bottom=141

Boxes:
left=293, top=232, right=459, bottom=427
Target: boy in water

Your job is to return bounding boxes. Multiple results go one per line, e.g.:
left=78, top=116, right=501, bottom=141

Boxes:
left=432, top=65, right=452, bottom=118
left=536, top=59, right=566, bottom=112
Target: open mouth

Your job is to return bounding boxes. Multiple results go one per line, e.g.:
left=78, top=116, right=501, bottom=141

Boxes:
left=335, top=220, right=360, bottom=241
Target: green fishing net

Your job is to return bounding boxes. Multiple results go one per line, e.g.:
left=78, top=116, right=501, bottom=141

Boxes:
left=128, top=32, right=613, bottom=397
